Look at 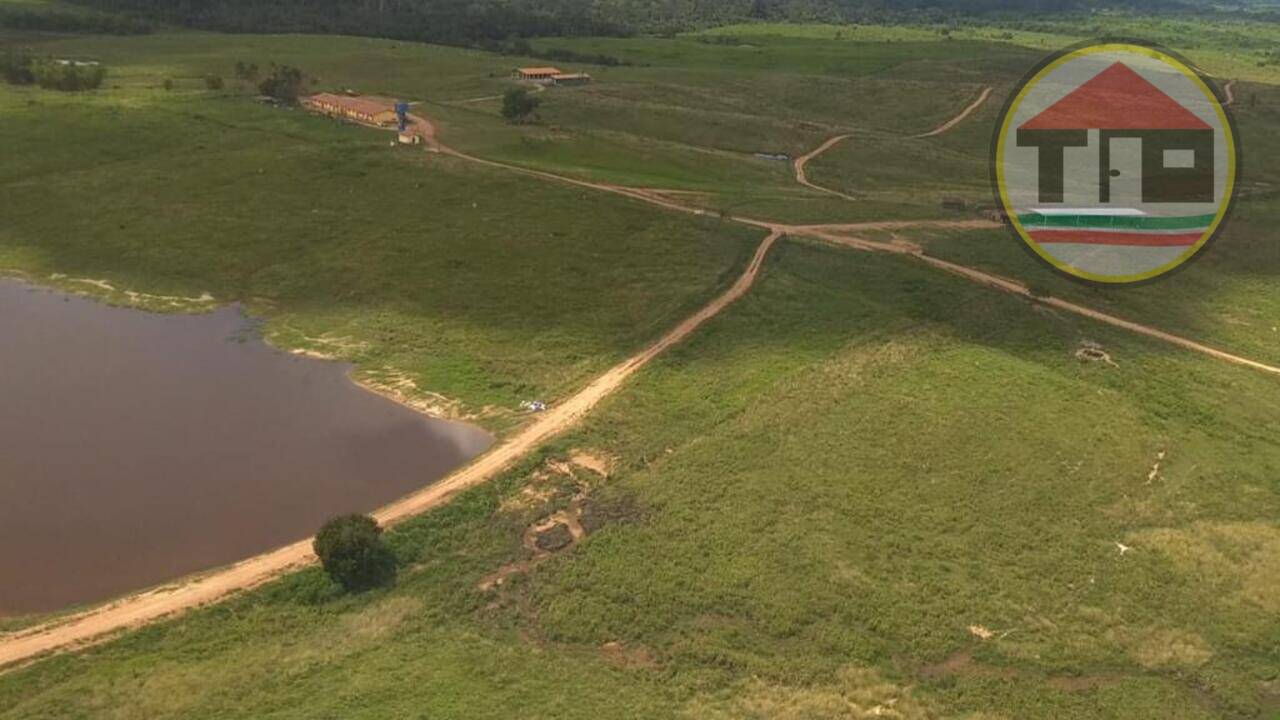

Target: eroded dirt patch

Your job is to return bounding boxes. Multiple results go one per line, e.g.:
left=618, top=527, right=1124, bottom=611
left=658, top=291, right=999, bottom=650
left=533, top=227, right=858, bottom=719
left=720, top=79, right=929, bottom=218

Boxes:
left=479, top=452, right=616, bottom=591
left=1075, top=340, right=1118, bottom=367
left=357, top=366, right=469, bottom=420
left=600, top=640, right=660, bottom=670
left=568, top=449, right=613, bottom=478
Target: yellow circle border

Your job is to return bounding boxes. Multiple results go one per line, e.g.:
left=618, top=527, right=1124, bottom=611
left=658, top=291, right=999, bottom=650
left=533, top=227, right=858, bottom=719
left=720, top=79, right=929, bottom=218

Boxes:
left=995, top=42, right=1237, bottom=284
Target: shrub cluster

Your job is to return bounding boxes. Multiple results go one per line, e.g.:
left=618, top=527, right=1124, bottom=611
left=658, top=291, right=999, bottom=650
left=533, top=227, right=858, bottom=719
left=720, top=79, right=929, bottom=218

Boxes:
left=501, top=87, right=540, bottom=123
left=257, top=63, right=306, bottom=102
left=1, top=53, right=106, bottom=91
left=481, top=38, right=630, bottom=67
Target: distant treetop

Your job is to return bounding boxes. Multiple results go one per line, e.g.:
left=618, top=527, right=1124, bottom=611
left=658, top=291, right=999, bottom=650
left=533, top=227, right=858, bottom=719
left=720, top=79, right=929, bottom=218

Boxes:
left=57, top=0, right=1245, bottom=47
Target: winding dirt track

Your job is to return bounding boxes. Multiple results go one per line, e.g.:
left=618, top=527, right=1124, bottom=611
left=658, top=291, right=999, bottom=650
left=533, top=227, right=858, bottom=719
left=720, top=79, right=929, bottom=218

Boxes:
left=4, top=80, right=1274, bottom=670
left=793, top=134, right=856, bottom=201
left=806, top=228, right=1280, bottom=377
left=0, top=229, right=782, bottom=670
left=1223, top=79, right=1236, bottom=107
left=790, top=85, right=992, bottom=202
left=912, top=86, right=993, bottom=138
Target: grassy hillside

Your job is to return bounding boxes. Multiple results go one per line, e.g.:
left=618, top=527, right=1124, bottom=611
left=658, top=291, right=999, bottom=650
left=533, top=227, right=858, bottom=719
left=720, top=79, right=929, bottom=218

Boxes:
left=1, top=28, right=1031, bottom=225
left=2, top=19, right=1280, bottom=720
left=813, top=71, right=1280, bottom=366
left=4, top=240, right=1278, bottom=719
left=0, top=34, right=759, bottom=426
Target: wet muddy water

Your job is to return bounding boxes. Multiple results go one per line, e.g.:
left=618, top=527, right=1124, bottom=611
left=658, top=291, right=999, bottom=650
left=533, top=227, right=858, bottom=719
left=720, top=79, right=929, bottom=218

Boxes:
left=0, top=279, right=492, bottom=615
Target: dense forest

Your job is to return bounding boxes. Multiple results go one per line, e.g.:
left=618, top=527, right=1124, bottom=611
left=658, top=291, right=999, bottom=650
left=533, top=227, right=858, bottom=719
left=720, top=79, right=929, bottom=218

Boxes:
left=0, top=5, right=152, bottom=35
left=59, top=0, right=1247, bottom=44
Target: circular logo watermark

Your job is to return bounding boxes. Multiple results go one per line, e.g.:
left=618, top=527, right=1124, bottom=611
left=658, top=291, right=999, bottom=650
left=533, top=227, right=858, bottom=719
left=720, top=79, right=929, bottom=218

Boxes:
left=993, top=41, right=1238, bottom=284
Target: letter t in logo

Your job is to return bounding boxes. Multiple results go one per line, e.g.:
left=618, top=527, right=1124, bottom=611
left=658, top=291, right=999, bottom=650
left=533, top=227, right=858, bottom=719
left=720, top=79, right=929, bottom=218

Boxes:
left=1016, top=129, right=1088, bottom=203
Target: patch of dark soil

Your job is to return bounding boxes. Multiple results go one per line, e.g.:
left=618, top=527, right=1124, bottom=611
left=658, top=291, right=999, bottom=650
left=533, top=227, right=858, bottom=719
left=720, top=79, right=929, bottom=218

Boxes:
left=578, top=493, right=644, bottom=535
left=919, top=649, right=1017, bottom=682
left=1047, top=674, right=1121, bottom=692
left=534, top=523, right=575, bottom=552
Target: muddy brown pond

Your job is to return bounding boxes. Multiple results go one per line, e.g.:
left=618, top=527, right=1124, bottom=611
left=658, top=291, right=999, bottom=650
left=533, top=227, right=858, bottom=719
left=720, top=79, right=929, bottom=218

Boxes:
left=0, top=279, right=493, bottom=615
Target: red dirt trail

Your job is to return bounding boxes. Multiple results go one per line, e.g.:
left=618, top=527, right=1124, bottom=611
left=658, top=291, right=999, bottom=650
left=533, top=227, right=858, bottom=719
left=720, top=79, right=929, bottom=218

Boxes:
left=912, top=86, right=993, bottom=138
left=793, top=134, right=857, bottom=201
left=790, top=85, right=992, bottom=201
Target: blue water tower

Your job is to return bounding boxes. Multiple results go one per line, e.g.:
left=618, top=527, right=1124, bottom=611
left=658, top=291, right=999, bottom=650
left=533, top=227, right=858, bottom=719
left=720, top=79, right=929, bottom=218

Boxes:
left=394, top=102, right=409, bottom=132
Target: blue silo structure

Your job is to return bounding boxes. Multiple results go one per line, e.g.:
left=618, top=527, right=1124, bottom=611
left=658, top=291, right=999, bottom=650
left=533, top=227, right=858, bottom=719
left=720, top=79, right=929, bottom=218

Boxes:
left=395, top=102, right=410, bottom=132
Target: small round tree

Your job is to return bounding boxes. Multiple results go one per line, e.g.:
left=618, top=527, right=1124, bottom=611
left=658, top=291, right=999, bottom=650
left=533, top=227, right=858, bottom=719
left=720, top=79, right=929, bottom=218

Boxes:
left=501, top=87, right=540, bottom=123
left=313, top=514, right=396, bottom=592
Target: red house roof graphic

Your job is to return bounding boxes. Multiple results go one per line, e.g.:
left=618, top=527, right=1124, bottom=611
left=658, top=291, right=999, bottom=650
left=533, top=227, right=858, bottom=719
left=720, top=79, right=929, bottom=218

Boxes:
left=1020, top=62, right=1211, bottom=131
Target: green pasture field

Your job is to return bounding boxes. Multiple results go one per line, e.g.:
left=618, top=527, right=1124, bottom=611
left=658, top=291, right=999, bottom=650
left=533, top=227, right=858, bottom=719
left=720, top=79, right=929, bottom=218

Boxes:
left=0, top=28, right=1029, bottom=224
left=0, top=44, right=759, bottom=426
left=2, top=17, right=1280, bottom=720
left=495, top=32, right=1028, bottom=222
left=3, top=240, right=1277, bottom=720
left=844, top=77, right=1280, bottom=368
left=700, top=19, right=1280, bottom=83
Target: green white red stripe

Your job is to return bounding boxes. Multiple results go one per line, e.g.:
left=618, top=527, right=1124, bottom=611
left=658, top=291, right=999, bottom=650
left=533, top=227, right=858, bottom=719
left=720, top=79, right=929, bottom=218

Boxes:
left=1020, top=211, right=1214, bottom=246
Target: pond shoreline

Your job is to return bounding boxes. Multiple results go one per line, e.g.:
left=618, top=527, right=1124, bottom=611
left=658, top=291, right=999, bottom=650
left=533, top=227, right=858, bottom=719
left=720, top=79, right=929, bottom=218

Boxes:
left=0, top=275, right=494, bottom=616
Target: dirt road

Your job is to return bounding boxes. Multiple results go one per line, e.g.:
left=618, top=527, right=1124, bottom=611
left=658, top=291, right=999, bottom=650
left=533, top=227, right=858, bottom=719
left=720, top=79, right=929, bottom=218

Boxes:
left=0, top=229, right=781, bottom=670
left=807, top=228, right=1280, bottom=377
left=793, top=134, right=857, bottom=201
left=1223, top=79, right=1236, bottom=107
left=406, top=112, right=440, bottom=150
left=368, top=228, right=783, bottom=524
left=790, top=85, right=993, bottom=201
left=912, top=86, right=993, bottom=138
left=447, top=83, right=546, bottom=105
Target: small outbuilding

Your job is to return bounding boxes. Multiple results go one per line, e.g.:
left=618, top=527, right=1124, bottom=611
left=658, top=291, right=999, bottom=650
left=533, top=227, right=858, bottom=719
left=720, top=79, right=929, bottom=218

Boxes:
left=551, top=72, right=592, bottom=86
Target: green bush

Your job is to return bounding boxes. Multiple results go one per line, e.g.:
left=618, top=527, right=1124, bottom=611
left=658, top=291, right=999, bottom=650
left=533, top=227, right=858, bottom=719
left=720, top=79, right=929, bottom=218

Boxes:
left=1, top=52, right=35, bottom=85
left=258, top=63, right=305, bottom=102
left=234, top=60, right=259, bottom=81
left=313, top=514, right=397, bottom=592
left=501, top=87, right=540, bottom=123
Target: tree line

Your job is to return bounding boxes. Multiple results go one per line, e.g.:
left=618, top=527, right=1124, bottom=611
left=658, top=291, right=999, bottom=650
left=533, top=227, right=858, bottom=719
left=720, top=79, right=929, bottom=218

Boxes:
left=0, top=6, right=152, bottom=35
left=60, top=0, right=1232, bottom=46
